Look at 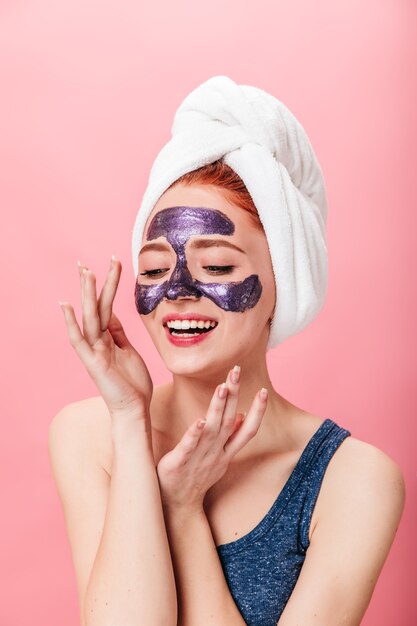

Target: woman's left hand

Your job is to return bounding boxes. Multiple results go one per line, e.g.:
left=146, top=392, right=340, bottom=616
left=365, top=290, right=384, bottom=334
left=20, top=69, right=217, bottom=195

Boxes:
left=156, top=366, right=268, bottom=512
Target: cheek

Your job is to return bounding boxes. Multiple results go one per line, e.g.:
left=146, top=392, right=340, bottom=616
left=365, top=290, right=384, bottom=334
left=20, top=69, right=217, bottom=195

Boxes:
left=139, top=311, right=160, bottom=340
left=134, top=282, right=166, bottom=315
left=221, top=308, right=266, bottom=352
left=200, top=275, right=262, bottom=312
left=265, top=271, right=276, bottom=309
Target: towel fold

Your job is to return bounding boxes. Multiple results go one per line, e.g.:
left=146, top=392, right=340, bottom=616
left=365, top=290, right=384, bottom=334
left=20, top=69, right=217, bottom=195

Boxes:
left=132, top=75, right=328, bottom=349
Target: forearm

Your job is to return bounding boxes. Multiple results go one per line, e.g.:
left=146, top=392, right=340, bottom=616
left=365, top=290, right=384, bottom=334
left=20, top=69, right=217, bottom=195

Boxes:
left=163, top=504, right=246, bottom=626
left=84, top=418, right=177, bottom=626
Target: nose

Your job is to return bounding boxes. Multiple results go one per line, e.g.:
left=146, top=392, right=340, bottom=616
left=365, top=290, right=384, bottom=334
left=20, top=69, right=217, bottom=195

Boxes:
left=164, top=294, right=201, bottom=306
left=165, top=258, right=202, bottom=301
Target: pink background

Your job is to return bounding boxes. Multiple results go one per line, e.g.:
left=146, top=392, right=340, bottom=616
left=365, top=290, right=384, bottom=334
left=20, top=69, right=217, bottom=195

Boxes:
left=0, top=0, right=415, bottom=624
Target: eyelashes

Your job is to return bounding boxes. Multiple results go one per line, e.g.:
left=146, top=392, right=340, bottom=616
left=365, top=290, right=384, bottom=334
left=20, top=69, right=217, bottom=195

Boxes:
left=204, top=265, right=234, bottom=275
left=139, top=265, right=235, bottom=278
left=139, top=268, right=169, bottom=276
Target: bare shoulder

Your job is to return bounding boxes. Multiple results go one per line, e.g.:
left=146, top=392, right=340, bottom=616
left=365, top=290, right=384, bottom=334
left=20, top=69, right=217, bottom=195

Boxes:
left=49, top=394, right=110, bottom=429
left=313, top=434, right=406, bottom=536
left=323, top=434, right=405, bottom=490
left=49, top=395, right=112, bottom=470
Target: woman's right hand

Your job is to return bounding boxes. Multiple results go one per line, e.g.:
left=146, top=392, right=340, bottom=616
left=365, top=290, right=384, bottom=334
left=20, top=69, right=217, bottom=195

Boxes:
left=59, top=255, right=153, bottom=427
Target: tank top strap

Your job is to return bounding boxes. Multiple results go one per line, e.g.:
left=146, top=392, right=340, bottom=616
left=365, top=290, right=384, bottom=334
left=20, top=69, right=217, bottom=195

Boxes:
left=297, top=418, right=351, bottom=552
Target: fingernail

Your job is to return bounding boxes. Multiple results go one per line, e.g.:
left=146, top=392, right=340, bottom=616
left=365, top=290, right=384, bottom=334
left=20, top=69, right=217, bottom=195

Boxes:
left=76, top=260, right=82, bottom=267
left=218, top=383, right=228, bottom=399
left=197, top=419, right=207, bottom=428
left=230, top=364, right=241, bottom=384
left=111, top=254, right=117, bottom=261
left=259, top=387, right=268, bottom=401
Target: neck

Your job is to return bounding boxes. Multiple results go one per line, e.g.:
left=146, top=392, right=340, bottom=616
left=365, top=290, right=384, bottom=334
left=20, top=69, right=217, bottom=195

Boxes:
left=161, top=352, right=295, bottom=455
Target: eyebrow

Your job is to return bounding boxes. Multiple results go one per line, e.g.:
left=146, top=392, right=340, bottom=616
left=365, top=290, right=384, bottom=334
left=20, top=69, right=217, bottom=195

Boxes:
left=139, top=238, right=246, bottom=255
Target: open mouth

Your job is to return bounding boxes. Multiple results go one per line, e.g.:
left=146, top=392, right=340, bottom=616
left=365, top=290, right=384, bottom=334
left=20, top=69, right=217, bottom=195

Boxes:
left=164, top=319, right=218, bottom=337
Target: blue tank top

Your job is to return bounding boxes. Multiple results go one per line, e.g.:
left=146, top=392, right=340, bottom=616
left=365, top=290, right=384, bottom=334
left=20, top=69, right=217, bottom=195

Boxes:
left=216, top=418, right=351, bottom=626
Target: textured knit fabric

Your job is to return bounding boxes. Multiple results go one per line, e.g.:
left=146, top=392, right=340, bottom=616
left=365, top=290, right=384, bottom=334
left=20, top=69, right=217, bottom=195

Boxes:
left=216, top=418, right=351, bottom=626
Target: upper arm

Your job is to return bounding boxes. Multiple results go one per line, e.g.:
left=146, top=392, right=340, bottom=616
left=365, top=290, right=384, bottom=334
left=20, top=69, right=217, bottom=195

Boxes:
left=48, top=398, right=111, bottom=624
left=278, top=440, right=406, bottom=626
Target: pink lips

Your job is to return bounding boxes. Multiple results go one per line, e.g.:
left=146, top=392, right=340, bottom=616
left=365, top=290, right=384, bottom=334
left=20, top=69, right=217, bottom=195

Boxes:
left=162, top=312, right=218, bottom=324
left=162, top=312, right=218, bottom=348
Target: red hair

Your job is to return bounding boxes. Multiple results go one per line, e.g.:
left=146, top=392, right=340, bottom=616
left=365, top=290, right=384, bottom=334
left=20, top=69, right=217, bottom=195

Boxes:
left=168, top=159, right=264, bottom=231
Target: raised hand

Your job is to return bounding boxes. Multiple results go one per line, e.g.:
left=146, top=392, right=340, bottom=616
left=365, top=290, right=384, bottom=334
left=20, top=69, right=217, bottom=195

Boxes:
left=156, top=365, right=268, bottom=511
left=59, top=256, right=153, bottom=425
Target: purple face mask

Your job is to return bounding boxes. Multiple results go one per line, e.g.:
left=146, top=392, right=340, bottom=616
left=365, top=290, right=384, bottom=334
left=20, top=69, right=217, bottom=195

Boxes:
left=134, top=206, right=262, bottom=315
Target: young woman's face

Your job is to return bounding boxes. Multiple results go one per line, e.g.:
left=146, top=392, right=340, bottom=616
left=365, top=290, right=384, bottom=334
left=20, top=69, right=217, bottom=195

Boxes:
left=135, top=183, right=276, bottom=376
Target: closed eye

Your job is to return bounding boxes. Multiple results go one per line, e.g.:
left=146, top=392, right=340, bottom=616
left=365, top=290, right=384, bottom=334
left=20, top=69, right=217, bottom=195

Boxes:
left=139, top=265, right=235, bottom=279
left=139, top=268, right=169, bottom=277
left=203, top=265, right=234, bottom=275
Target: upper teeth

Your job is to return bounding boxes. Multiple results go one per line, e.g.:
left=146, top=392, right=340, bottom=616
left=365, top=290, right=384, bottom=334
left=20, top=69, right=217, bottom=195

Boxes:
left=166, top=320, right=217, bottom=330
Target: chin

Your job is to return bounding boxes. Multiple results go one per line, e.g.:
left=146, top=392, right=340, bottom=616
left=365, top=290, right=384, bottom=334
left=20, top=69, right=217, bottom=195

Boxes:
left=159, top=337, right=261, bottom=381
left=161, top=346, right=228, bottom=379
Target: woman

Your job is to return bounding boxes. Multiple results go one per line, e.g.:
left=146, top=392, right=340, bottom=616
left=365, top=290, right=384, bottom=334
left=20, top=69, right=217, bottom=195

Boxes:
left=49, top=77, right=405, bottom=626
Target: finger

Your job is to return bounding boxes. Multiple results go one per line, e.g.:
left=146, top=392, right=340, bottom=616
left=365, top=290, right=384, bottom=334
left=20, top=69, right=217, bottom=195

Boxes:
left=232, top=412, right=245, bottom=433
left=174, top=417, right=207, bottom=465
left=107, top=311, right=134, bottom=350
left=224, top=412, right=247, bottom=449
left=158, top=418, right=206, bottom=472
left=97, top=256, right=122, bottom=332
left=82, top=268, right=103, bottom=344
left=77, top=260, right=88, bottom=306
left=223, top=388, right=268, bottom=459
left=202, top=382, right=229, bottom=437
left=59, top=301, right=95, bottom=365
left=226, top=412, right=245, bottom=440
left=217, top=365, right=241, bottom=445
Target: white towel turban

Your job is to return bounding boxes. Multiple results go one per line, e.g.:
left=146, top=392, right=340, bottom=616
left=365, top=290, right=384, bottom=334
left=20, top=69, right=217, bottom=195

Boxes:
left=131, top=75, right=328, bottom=350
